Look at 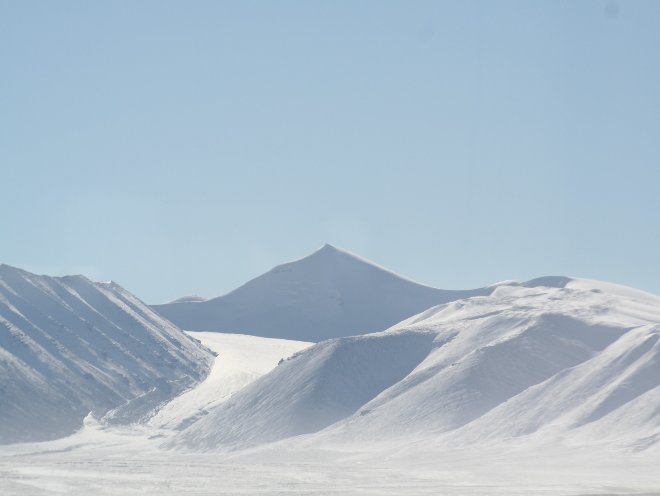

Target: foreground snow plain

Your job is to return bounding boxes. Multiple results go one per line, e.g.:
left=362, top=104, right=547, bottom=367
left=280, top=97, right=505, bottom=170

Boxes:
left=1, top=330, right=659, bottom=495
left=1, top=440, right=659, bottom=495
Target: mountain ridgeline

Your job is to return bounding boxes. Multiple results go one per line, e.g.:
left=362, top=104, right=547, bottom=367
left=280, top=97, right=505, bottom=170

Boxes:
left=152, top=244, right=493, bottom=341
left=0, top=265, right=214, bottom=444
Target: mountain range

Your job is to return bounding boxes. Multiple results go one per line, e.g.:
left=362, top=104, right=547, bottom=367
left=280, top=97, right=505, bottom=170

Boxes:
left=1, top=246, right=659, bottom=457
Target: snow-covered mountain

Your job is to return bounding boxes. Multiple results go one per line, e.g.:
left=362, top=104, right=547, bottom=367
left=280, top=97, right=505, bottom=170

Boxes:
left=152, top=244, right=492, bottom=341
left=167, top=295, right=207, bottom=304
left=0, top=264, right=214, bottom=444
left=170, top=276, right=660, bottom=452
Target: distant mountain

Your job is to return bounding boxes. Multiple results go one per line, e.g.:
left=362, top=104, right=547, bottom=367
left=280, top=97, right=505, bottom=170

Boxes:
left=168, top=295, right=207, bottom=304
left=0, top=264, right=214, bottom=444
left=152, top=244, right=492, bottom=341
left=170, top=277, right=660, bottom=452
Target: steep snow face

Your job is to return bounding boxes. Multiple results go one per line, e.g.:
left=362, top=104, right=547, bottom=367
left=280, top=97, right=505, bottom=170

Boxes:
left=152, top=244, right=492, bottom=341
left=0, top=265, right=214, bottom=444
left=170, top=278, right=660, bottom=452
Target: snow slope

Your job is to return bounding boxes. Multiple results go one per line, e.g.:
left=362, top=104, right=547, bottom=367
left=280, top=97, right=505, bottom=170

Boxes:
left=152, top=244, right=492, bottom=341
left=0, top=302, right=658, bottom=495
left=0, top=264, right=214, bottom=444
left=149, top=332, right=312, bottom=431
left=170, top=276, right=660, bottom=452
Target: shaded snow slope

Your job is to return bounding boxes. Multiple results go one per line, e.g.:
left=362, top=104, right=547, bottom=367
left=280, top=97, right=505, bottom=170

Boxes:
left=152, top=244, right=492, bottom=341
left=171, top=277, right=660, bottom=452
left=0, top=264, right=214, bottom=444
left=172, top=331, right=436, bottom=450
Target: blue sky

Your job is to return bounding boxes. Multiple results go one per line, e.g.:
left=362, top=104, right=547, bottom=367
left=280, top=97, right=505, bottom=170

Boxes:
left=2, top=1, right=659, bottom=302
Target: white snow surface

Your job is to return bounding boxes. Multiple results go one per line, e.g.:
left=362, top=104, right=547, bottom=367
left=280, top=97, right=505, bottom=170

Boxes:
left=151, top=244, right=493, bottom=341
left=2, top=265, right=660, bottom=494
left=170, top=277, right=660, bottom=453
left=0, top=322, right=659, bottom=495
left=0, top=264, right=214, bottom=444
left=149, top=332, right=312, bottom=431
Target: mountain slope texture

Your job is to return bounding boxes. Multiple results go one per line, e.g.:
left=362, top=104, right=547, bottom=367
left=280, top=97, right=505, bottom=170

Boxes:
left=152, top=244, right=492, bottom=341
left=0, top=265, right=214, bottom=444
left=170, top=277, right=660, bottom=452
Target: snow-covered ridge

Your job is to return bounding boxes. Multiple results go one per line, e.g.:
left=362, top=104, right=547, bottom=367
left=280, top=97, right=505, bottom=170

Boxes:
left=152, top=244, right=493, bottom=341
left=170, top=277, right=660, bottom=452
left=0, top=264, right=214, bottom=444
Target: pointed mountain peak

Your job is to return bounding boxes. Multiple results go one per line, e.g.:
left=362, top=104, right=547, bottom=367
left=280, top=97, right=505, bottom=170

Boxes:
left=311, top=243, right=343, bottom=256
left=309, top=243, right=374, bottom=260
left=289, top=243, right=353, bottom=264
left=258, top=244, right=443, bottom=295
left=151, top=245, right=494, bottom=341
left=298, top=243, right=388, bottom=271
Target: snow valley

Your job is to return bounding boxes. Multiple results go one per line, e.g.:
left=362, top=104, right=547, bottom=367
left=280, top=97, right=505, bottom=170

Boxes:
left=1, top=246, right=659, bottom=495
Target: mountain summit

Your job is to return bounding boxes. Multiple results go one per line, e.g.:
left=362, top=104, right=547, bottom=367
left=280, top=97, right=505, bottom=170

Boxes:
left=152, top=244, right=492, bottom=341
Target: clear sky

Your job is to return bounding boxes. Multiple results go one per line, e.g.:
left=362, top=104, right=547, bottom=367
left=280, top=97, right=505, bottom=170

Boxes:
left=2, top=0, right=659, bottom=303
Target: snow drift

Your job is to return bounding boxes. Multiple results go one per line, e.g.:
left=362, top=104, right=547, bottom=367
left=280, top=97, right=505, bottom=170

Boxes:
left=0, top=264, right=214, bottom=444
left=149, top=332, right=311, bottom=431
left=170, top=277, right=660, bottom=452
left=152, top=244, right=492, bottom=341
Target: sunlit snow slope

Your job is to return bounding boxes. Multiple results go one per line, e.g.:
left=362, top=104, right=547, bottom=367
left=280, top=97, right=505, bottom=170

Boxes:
left=0, top=265, right=214, bottom=444
left=171, top=277, right=660, bottom=452
left=153, top=244, right=492, bottom=341
left=150, top=332, right=312, bottom=431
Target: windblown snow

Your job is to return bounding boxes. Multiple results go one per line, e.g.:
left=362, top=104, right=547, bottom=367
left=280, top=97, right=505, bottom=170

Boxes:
left=0, top=264, right=213, bottom=444
left=152, top=244, right=493, bottom=341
